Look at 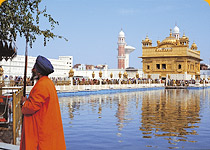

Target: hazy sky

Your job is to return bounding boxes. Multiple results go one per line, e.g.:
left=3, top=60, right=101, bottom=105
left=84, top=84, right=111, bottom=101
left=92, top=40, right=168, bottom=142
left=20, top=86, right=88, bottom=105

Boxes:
left=16, top=0, right=210, bottom=69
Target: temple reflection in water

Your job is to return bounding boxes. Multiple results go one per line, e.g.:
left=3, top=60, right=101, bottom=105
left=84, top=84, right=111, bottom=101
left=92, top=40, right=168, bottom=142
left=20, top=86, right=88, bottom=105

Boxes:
left=59, top=89, right=209, bottom=149
left=140, top=90, right=200, bottom=144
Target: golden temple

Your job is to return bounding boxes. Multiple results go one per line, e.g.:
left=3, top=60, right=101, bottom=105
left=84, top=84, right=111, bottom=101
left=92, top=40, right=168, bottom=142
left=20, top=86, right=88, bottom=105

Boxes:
left=140, top=25, right=202, bottom=80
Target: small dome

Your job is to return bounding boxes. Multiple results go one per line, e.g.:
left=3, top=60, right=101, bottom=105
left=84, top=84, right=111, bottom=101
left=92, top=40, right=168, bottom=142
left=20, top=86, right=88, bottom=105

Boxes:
left=142, top=35, right=152, bottom=46
left=119, top=30, right=125, bottom=37
left=173, top=25, right=180, bottom=34
left=145, top=36, right=149, bottom=41
left=144, top=35, right=151, bottom=42
left=192, top=42, right=197, bottom=47
left=191, top=42, right=198, bottom=50
left=180, top=33, right=189, bottom=40
left=142, top=35, right=152, bottom=43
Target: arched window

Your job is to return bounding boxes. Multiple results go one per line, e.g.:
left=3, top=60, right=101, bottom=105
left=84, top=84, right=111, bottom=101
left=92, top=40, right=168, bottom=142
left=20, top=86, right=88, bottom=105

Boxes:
left=178, top=64, right=181, bottom=69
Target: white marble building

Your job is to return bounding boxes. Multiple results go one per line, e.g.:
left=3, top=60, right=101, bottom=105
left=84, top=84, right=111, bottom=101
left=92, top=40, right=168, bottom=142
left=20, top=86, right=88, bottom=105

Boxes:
left=73, top=68, right=143, bottom=80
left=0, top=55, right=73, bottom=78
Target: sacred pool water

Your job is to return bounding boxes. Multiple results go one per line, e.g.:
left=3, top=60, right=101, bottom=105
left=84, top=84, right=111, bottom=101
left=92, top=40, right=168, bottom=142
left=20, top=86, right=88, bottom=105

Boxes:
left=59, top=88, right=210, bottom=150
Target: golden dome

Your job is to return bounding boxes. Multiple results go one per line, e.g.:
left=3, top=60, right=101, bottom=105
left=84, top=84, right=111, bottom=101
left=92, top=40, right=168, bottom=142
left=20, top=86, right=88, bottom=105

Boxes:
left=161, top=36, right=177, bottom=45
left=180, top=33, right=189, bottom=40
left=144, top=35, right=152, bottom=42
left=159, top=29, right=177, bottom=45
left=192, top=42, right=197, bottom=47
left=69, top=68, right=74, bottom=77
left=142, top=35, right=152, bottom=46
left=179, top=33, right=189, bottom=46
left=191, top=42, right=197, bottom=50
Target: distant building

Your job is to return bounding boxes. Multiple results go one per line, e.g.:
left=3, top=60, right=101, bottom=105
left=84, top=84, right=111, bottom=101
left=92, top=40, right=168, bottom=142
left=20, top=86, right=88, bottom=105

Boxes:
left=0, top=55, right=73, bottom=78
left=73, top=64, right=108, bottom=71
left=86, top=65, right=95, bottom=70
left=200, top=63, right=208, bottom=70
left=140, top=25, right=202, bottom=80
left=73, top=64, right=81, bottom=69
left=95, top=64, right=108, bottom=70
left=74, top=64, right=90, bottom=70
left=78, top=64, right=86, bottom=71
left=117, top=30, right=135, bottom=69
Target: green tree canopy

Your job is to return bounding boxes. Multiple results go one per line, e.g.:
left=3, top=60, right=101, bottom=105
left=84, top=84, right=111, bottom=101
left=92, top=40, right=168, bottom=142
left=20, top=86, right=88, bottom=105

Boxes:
left=0, top=0, right=66, bottom=48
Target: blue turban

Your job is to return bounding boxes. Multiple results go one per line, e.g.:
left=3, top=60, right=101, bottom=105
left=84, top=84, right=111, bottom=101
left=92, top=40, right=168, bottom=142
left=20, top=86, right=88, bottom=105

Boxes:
left=34, top=55, right=54, bottom=76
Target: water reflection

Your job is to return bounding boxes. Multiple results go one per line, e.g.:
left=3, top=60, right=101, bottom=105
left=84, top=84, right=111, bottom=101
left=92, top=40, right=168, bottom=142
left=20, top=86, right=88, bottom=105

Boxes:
left=58, top=89, right=210, bottom=149
left=140, top=90, right=200, bottom=144
left=116, top=94, right=128, bottom=131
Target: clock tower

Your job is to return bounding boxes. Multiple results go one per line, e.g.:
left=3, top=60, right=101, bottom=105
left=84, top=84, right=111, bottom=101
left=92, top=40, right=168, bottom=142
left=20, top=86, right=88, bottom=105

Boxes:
left=117, top=30, right=126, bottom=69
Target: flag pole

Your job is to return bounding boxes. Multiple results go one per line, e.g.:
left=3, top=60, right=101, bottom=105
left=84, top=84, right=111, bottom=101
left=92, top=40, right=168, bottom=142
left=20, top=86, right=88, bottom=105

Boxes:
left=20, top=39, right=28, bottom=148
left=23, top=40, right=28, bottom=97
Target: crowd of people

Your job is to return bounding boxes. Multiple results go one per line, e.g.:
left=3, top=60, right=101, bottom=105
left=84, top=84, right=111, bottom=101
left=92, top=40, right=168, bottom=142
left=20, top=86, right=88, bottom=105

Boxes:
left=72, top=78, right=162, bottom=85
left=166, top=79, right=209, bottom=86
left=2, top=75, right=209, bottom=87
left=2, top=75, right=31, bottom=87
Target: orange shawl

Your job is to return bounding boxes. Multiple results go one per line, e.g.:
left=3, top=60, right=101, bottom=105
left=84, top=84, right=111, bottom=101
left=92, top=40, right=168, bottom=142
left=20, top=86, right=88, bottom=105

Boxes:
left=20, top=76, right=66, bottom=150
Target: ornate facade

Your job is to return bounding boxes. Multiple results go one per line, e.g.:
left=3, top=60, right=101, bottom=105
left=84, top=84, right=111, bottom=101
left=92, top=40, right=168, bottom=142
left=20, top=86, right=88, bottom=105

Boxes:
left=140, top=25, right=202, bottom=79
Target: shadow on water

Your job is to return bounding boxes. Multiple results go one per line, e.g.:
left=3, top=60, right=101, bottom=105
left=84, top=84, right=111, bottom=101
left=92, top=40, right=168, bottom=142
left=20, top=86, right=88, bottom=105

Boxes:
left=59, top=89, right=210, bottom=150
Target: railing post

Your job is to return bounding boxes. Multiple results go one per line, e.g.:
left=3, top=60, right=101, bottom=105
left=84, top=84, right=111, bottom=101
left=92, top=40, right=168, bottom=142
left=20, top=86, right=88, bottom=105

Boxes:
left=13, top=91, right=16, bottom=145
left=12, top=87, right=23, bottom=145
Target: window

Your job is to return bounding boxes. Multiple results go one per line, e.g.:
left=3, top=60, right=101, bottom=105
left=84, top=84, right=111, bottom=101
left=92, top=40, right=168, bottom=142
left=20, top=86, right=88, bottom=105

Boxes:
left=178, top=64, right=181, bottom=69
left=162, top=64, right=166, bottom=69
left=147, top=65, right=150, bottom=70
left=156, top=64, right=160, bottom=69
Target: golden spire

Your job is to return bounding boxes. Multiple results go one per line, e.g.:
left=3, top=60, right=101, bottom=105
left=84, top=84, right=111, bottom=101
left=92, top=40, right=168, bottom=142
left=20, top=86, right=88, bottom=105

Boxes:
left=170, top=29, right=172, bottom=37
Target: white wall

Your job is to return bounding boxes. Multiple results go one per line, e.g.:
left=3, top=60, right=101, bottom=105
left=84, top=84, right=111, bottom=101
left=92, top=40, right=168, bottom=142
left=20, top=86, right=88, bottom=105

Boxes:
left=74, top=69, right=144, bottom=80
left=0, top=55, right=73, bottom=78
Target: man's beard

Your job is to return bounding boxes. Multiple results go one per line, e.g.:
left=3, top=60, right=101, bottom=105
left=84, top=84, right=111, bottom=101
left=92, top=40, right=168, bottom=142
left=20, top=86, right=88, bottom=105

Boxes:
left=31, top=71, right=39, bottom=81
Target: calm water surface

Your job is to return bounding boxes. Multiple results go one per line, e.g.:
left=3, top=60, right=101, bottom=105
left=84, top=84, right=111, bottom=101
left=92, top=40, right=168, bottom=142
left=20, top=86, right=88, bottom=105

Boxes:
left=59, top=89, right=210, bottom=150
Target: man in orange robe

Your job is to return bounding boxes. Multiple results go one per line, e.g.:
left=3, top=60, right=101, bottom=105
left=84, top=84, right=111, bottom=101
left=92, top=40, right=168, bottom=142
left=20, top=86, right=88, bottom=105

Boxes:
left=20, top=55, right=66, bottom=150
